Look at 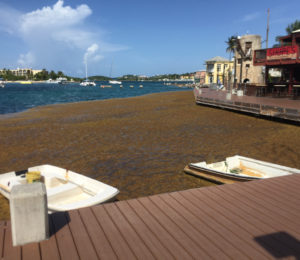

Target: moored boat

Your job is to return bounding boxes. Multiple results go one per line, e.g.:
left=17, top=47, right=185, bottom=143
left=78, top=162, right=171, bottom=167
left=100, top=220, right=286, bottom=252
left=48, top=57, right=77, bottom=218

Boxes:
left=184, top=155, right=300, bottom=184
left=80, top=80, right=96, bottom=86
left=0, top=165, right=119, bottom=213
left=109, top=80, right=122, bottom=84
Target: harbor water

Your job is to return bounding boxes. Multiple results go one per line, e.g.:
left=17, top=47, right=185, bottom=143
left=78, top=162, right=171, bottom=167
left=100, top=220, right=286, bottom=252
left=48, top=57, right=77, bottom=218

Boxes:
left=0, top=81, right=189, bottom=115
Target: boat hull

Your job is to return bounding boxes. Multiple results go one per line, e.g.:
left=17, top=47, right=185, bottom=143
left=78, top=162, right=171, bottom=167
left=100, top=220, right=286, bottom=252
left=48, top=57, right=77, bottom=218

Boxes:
left=184, top=155, right=300, bottom=184
left=0, top=165, right=119, bottom=213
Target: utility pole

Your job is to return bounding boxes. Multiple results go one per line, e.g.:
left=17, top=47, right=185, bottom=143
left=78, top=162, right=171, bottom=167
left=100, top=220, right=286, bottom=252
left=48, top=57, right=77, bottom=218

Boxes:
left=266, top=8, right=270, bottom=49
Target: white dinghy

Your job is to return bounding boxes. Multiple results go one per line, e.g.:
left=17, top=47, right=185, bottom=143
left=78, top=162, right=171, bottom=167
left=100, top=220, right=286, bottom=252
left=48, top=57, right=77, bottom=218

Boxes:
left=184, top=155, right=300, bottom=184
left=0, top=165, right=119, bottom=213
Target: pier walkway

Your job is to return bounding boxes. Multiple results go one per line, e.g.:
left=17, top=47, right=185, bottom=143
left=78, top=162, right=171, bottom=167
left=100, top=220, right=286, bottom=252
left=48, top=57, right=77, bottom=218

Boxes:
left=0, top=174, right=300, bottom=259
left=194, top=88, right=300, bottom=122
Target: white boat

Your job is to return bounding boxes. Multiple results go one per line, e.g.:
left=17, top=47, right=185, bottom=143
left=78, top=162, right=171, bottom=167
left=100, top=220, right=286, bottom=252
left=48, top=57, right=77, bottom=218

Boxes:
left=184, top=155, right=300, bottom=183
left=46, top=77, right=68, bottom=84
left=0, top=78, right=4, bottom=88
left=80, top=80, right=96, bottom=86
left=109, top=80, right=122, bottom=84
left=0, top=165, right=119, bottom=213
left=80, top=58, right=96, bottom=86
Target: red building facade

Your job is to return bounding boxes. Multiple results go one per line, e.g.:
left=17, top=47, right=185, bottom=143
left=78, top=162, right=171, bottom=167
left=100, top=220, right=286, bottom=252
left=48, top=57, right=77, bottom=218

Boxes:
left=254, top=30, right=300, bottom=95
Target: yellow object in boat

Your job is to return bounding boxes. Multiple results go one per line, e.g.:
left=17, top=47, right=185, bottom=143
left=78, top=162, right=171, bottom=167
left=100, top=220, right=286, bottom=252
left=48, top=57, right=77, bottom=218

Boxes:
left=26, top=171, right=41, bottom=183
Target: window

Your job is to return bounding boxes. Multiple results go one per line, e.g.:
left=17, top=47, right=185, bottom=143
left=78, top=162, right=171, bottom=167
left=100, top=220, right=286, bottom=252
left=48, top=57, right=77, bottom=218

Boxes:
left=245, top=42, right=252, bottom=56
left=217, top=64, right=221, bottom=72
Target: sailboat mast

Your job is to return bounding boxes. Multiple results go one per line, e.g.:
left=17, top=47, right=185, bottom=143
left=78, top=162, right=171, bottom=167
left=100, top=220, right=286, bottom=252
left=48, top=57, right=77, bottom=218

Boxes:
left=85, top=61, right=88, bottom=80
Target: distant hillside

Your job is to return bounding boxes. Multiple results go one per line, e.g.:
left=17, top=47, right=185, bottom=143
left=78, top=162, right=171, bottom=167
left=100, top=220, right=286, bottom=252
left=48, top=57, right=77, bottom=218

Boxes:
left=89, top=75, right=111, bottom=81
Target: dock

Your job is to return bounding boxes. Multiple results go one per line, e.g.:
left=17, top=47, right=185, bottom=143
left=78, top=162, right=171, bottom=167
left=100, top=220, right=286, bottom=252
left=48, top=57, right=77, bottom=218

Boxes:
left=1, top=174, right=300, bottom=259
left=194, top=88, right=300, bottom=123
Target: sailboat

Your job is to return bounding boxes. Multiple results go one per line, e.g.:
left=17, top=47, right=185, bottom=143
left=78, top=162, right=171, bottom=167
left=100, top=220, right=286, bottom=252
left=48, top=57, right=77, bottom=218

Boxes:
left=80, top=60, right=96, bottom=86
left=108, top=60, right=122, bottom=85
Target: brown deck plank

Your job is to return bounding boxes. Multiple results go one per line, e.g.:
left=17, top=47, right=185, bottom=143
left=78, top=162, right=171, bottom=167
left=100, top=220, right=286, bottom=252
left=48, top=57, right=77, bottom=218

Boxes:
left=199, top=186, right=300, bottom=257
left=127, top=198, right=192, bottom=259
left=178, top=189, right=271, bottom=259
left=51, top=212, right=79, bottom=260
left=2, top=222, right=21, bottom=260
left=249, top=177, right=300, bottom=207
left=116, top=200, right=175, bottom=259
left=153, top=194, right=231, bottom=260
left=240, top=180, right=300, bottom=216
left=78, top=207, right=117, bottom=260
left=163, top=192, right=253, bottom=259
left=170, top=191, right=269, bottom=259
left=243, top=175, right=300, bottom=204
left=139, top=196, right=211, bottom=259
left=91, top=204, right=137, bottom=260
left=103, top=203, right=155, bottom=260
left=218, top=182, right=300, bottom=234
left=214, top=185, right=300, bottom=237
left=68, top=210, right=98, bottom=260
left=39, top=214, right=60, bottom=260
left=22, top=243, right=41, bottom=260
left=208, top=185, right=300, bottom=257
left=0, top=222, right=6, bottom=258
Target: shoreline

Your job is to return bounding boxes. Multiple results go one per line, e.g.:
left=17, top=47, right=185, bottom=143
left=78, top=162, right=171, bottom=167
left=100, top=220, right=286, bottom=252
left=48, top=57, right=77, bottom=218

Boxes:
left=1, top=90, right=300, bottom=220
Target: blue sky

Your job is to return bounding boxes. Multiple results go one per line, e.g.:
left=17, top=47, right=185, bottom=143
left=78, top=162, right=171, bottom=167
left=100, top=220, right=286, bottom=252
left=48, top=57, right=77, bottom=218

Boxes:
left=0, top=0, right=299, bottom=77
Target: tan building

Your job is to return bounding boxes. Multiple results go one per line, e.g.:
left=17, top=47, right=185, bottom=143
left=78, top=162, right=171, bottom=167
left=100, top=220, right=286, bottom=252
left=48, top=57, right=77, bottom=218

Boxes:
left=194, top=70, right=206, bottom=85
left=0, top=68, right=42, bottom=77
left=234, top=35, right=264, bottom=84
left=205, top=56, right=233, bottom=84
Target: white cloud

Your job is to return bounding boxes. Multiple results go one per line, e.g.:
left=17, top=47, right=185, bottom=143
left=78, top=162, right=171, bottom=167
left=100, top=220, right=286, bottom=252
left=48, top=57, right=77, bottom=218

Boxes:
left=242, top=12, right=260, bottom=22
left=84, top=43, right=99, bottom=64
left=0, top=0, right=127, bottom=76
left=17, top=52, right=35, bottom=67
left=19, top=0, right=91, bottom=35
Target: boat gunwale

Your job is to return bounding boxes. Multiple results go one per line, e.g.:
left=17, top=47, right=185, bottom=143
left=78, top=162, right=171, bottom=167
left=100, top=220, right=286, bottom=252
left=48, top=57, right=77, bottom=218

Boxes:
left=188, top=164, right=260, bottom=181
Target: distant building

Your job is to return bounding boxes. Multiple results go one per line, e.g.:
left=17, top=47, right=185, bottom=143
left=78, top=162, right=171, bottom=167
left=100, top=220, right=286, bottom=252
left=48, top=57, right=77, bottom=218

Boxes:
left=194, top=70, right=206, bottom=85
left=0, top=68, right=42, bottom=77
left=180, top=74, right=194, bottom=81
left=234, top=34, right=264, bottom=84
left=205, top=56, right=233, bottom=84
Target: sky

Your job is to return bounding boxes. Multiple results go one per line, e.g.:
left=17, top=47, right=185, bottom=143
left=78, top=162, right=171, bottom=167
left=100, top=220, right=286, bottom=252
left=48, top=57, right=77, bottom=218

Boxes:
left=0, top=0, right=299, bottom=77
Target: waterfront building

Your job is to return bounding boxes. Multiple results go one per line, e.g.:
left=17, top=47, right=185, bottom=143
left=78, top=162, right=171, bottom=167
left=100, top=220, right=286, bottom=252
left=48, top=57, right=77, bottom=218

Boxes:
left=194, top=70, right=206, bottom=85
left=205, top=56, right=233, bottom=85
left=254, top=29, right=300, bottom=95
left=0, top=68, right=42, bottom=78
left=234, top=35, right=264, bottom=85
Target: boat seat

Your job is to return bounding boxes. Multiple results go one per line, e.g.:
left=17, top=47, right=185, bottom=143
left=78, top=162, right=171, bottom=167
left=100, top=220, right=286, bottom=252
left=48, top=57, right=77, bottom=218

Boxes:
left=48, top=188, right=118, bottom=212
left=47, top=182, right=78, bottom=197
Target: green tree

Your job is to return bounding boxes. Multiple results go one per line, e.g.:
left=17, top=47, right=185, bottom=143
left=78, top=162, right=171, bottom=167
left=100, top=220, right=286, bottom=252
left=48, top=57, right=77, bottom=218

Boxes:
left=34, top=69, right=49, bottom=80
left=286, top=20, right=300, bottom=34
left=57, top=71, right=64, bottom=77
left=225, top=36, right=237, bottom=61
left=225, top=36, right=238, bottom=89
left=273, top=20, right=300, bottom=47
left=49, top=70, right=57, bottom=79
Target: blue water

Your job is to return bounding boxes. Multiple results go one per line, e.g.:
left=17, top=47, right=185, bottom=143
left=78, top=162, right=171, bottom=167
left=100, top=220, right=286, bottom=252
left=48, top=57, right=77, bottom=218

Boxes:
left=0, top=81, right=190, bottom=115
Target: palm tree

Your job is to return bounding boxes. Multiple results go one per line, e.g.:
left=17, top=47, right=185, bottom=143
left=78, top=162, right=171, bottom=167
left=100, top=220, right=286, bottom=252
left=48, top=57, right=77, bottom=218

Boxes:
left=225, top=36, right=237, bottom=61
left=225, top=36, right=238, bottom=90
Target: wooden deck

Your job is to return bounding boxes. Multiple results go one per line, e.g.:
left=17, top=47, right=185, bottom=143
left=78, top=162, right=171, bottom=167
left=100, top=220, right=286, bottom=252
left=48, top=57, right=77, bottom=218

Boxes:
left=194, top=88, right=300, bottom=123
left=1, top=174, right=300, bottom=259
